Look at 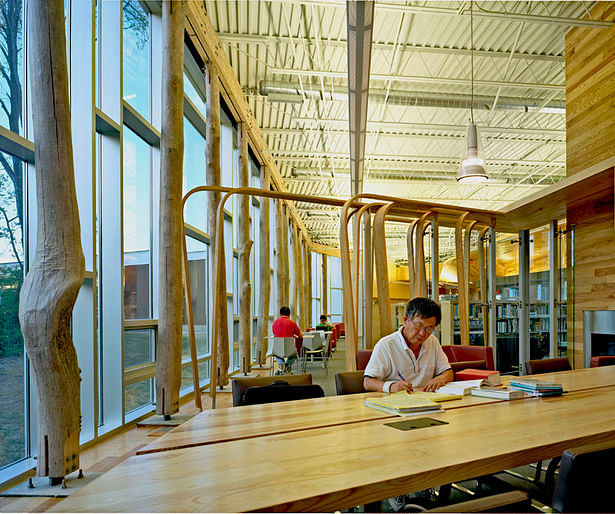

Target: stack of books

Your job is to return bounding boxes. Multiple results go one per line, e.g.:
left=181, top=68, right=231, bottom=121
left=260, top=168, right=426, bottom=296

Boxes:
left=471, top=386, right=525, bottom=400
left=454, top=369, right=502, bottom=386
left=509, top=378, right=564, bottom=397
left=365, top=392, right=444, bottom=416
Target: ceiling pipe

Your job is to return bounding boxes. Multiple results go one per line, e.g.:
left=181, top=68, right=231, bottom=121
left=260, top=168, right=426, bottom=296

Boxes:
left=257, top=81, right=565, bottom=113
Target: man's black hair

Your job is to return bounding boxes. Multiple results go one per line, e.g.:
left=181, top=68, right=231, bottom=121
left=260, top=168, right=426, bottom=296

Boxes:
left=319, top=315, right=327, bottom=322
left=405, top=297, right=441, bottom=325
left=280, top=306, right=291, bottom=316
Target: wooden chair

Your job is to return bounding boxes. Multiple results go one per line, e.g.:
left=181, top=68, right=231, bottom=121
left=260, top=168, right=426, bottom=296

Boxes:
left=525, top=357, right=571, bottom=375
left=242, top=382, right=325, bottom=406
left=335, top=371, right=365, bottom=395
left=231, top=373, right=313, bottom=407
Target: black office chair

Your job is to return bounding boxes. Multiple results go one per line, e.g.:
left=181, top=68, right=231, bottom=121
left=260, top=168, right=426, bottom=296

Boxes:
left=551, top=440, right=615, bottom=512
left=231, top=373, right=313, bottom=407
left=335, top=371, right=365, bottom=395
left=242, top=381, right=325, bottom=406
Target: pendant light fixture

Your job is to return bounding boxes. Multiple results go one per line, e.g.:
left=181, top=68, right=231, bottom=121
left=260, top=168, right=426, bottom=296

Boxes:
left=457, top=1, right=488, bottom=183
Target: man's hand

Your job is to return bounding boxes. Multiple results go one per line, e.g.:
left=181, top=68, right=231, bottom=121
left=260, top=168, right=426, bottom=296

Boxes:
left=422, top=376, right=447, bottom=392
left=391, top=380, right=413, bottom=393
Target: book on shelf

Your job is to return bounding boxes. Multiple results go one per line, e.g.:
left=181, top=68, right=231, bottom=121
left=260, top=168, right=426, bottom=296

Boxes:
left=454, top=369, right=502, bottom=386
left=365, top=391, right=443, bottom=416
left=436, top=380, right=485, bottom=395
left=471, top=387, right=525, bottom=400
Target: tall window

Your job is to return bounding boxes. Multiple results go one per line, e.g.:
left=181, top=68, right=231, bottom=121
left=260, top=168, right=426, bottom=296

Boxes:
left=0, top=151, right=25, bottom=469
left=123, top=127, right=151, bottom=320
left=122, top=0, right=150, bottom=119
left=0, top=0, right=24, bottom=136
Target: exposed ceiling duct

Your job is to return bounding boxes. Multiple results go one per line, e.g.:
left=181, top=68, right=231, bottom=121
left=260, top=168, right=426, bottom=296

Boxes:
left=257, top=81, right=565, bottom=113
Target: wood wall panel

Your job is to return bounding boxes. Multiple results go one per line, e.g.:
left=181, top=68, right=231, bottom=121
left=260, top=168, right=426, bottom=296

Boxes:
left=568, top=193, right=615, bottom=366
left=566, top=2, right=615, bottom=176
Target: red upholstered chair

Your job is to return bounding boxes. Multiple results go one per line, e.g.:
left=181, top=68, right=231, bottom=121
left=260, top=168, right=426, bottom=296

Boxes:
left=441, top=345, right=495, bottom=371
left=356, top=349, right=372, bottom=370
left=335, top=322, right=345, bottom=337
left=590, top=355, right=615, bottom=367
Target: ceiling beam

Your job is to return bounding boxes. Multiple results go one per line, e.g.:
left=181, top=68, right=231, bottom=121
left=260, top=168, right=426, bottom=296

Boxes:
left=270, top=67, right=564, bottom=91
left=346, top=0, right=374, bottom=197
left=216, top=33, right=564, bottom=62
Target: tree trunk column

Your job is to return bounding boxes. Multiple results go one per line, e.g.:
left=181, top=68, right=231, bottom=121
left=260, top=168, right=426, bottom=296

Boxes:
left=256, top=165, right=271, bottom=365
left=205, top=60, right=229, bottom=386
left=156, top=0, right=184, bottom=417
left=238, top=122, right=252, bottom=373
left=21, top=0, right=84, bottom=480
left=275, top=200, right=284, bottom=312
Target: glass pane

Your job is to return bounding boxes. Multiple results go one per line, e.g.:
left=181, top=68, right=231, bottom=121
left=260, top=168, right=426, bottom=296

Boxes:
left=122, top=0, right=150, bottom=118
left=183, top=118, right=207, bottom=232
left=0, top=151, right=25, bottom=468
left=123, top=127, right=151, bottom=319
left=529, top=225, right=550, bottom=359
left=184, top=237, right=208, bottom=358
left=124, top=378, right=153, bottom=412
left=184, top=73, right=206, bottom=116
left=124, top=329, right=154, bottom=368
left=0, top=0, right=24, bottom=135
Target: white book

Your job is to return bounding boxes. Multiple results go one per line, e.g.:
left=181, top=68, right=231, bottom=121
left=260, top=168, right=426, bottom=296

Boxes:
left=436, top=379, right=484, bottom=396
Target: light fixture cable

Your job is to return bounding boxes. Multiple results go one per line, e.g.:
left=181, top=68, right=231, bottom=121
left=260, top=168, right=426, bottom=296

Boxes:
left=470, top=0, right=474, bottom=124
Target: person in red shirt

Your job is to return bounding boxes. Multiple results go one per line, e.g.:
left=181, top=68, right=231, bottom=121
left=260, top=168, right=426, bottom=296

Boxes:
left=272, top=306, right=303, bottom=374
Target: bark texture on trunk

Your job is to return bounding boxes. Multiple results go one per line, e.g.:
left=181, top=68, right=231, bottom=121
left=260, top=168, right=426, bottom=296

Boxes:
left=289, top=220, right=297, bottom=321
left=256, top=166, right=271, bottom=365
left=20, top=0, right=84, bottom=479
left=282, top=205, right=290, bottom=306
left=205, top=61, right=229, bottom=386
left=238, top=123, right=252, bottom=373
left=296, top=229, right=304, bottom=329
left=275, top=200, right=284, bottom=312
left=156, top=0, right=184, bottom=416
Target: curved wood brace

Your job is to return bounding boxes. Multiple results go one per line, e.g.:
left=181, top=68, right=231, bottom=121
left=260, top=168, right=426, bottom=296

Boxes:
left=455, top=212, right=470, bottom=346
left=407, top=220, right=418, bottom=299
left=373, top=203, right=396, bottom=339
left=415, top=211, right=432, bottom=298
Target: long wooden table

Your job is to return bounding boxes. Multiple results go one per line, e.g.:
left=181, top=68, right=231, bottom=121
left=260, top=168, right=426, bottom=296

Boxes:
left=137, top=391, right=502, bottom=455
left=53, top=384, right=615, bottom=513
left=138, top=366, right=615, bottom=455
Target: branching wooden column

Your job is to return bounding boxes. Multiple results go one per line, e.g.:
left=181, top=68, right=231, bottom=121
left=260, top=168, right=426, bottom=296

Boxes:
left=205, top=60, right=229, bottom=387
left=296, top=228, right=304, bottom=328
left=322, top=254, right=328, bottom=316
left=275, top=200, right=285, bottom=310
left=373, top=203, right=395, bottom=338
left=289, top=220, right=297, bottom=320
left=364, top=212, right=373, bottom=348
left=478, top=226, right=490, bottom=346
left=305, top=239, right=312, bottom=328
left=431, top=214, right=440, bottom=303
left=455, top=212, right=470, bottom=345
left=20, top=0, right=84, bottom=480
left=407, top=220, right=418, bottom=299
left=256, top=166, right=271, bottom=365
left=157, top=0, right=185, bottom=417
left=238, top=123, right=252, bottom=373
left=286, top=204, right=294, bottom=310
left=415, top=212, right=431, bottom=298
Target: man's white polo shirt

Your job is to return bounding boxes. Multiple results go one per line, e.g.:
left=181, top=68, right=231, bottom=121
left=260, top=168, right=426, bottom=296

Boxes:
left=363, top=328, right=451, bottom=392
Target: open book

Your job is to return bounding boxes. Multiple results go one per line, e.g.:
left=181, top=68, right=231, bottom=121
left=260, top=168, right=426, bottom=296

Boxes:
left=365, top=391, right=443, bottom=416
left=436, top=380, right=485, bottom=396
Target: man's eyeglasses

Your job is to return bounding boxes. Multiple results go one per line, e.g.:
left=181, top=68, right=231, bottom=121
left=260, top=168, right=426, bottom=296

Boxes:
left=409, top=319, right=435, bottom=334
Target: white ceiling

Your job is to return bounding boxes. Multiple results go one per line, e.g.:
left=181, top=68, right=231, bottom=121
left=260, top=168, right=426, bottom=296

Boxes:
left=204, top=0, right=609, bottom=261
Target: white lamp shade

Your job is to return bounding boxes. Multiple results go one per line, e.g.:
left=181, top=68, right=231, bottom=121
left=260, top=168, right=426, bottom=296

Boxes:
left=457, top=123, right=488, bottom=183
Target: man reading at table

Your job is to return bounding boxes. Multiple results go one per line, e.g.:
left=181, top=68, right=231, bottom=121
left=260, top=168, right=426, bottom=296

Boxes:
left=364, top=297, right=453, bottom=393
left=272, top=306, right=303, bottom=374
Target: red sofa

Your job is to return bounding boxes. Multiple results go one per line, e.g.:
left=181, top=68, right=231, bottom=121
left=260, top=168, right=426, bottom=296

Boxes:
left=590, top=356, right=615, bottom=367
left=441, top=345, right=495, bottom=372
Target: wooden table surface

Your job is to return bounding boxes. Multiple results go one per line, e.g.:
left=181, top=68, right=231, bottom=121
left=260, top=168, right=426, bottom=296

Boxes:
left=137, top=391, right=503, bottom=455
left=53, top=385, right=615, bottom=513
left=502, top=364, right=615, bottom=391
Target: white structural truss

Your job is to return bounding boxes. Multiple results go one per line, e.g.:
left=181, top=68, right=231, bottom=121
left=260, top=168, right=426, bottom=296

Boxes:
left=205, top=0, right=611, bottom=260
